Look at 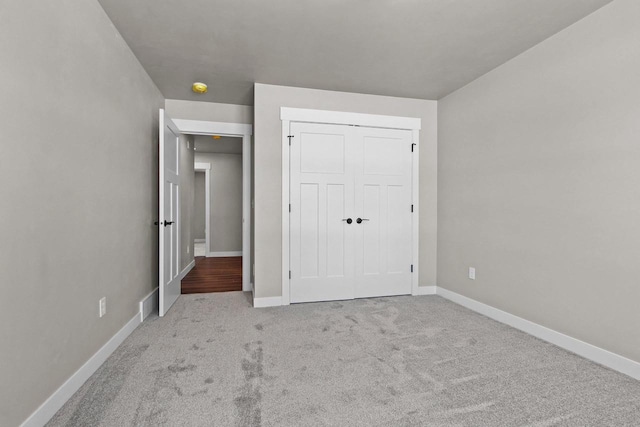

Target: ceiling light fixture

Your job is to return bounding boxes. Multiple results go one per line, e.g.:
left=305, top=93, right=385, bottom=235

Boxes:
left=212, top=135, right=221, bottom=140
left=192, top=82, right=208, bottom=94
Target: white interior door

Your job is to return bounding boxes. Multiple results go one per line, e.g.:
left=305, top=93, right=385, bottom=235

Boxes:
left=289, top=122, right=356, bottom=303
left=159, top=109, right=181, bottom=316
left=354, top=127, right=413, bottom=298
left=289, top=123, right=414, bottom=303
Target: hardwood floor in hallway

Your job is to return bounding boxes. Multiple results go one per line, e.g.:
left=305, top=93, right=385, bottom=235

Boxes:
left=181, top=256, right=242, bottom=294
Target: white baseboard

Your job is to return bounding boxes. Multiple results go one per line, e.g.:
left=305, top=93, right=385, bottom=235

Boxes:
left=253, top=295, right=282, bottom=308
left=436, top=287, right=640, bottom=381
left=20, top=312, right=142, bottom=427
left=140, top=261, right=192, bottom=324
left=179, top=260, right=196, bottom=280
left=206, top=251, right=242, bottom=257
left=414, top=285, right=437, bottom=295
left=139, top=287, right=158, bottom=322
left=193, top=238, right=205, bottom=243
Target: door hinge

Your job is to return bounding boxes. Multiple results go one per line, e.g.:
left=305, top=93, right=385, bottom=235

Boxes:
left=289, top=203, right=291, bottom=213
left=289, top=270, right=292, bottom=279
left=411, top=143, right=416, bottom=152
left=411, top=264, right=414, bottom=273
left=288, top=135, right=294, bottom=145
left=411, top=204, right=414, bottom=213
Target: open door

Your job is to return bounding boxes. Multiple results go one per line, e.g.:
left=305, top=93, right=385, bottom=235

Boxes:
left=159, top=109, right=181, bottom=316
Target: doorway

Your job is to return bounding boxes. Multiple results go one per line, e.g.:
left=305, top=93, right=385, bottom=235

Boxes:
left=172, top=119, right=252, bottom=297
left=184, top=135, right=244, bottom=294
left=158, top=111, right=252, bottom=315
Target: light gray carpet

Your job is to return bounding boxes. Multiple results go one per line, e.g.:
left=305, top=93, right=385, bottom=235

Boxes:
left=47, top=293, right=640, bottom=426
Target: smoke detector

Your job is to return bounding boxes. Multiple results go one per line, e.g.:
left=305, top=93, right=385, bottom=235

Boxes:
left=192, top=82, right=208, bottom=94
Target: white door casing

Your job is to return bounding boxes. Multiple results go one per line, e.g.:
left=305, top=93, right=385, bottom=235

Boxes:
left=288, top=121, right=415, bottom=303
left=159, top=109, right=181, bottom=316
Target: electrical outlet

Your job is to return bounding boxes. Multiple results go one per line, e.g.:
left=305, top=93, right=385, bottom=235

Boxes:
left=468, top=267, right=476, bottom=280
left=187, top=245, right=190, bottom=254
left=99, top=297, right=106, bottom=317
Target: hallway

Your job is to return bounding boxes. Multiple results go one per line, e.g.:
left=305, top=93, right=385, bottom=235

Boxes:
left=181, top=257, right=242, bottom=294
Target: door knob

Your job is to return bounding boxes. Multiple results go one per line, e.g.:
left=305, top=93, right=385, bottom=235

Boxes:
left=342, top=218, right=353, bottom=224
left=164, top=221, right=174, bottom=227
left=356, top=218, right=369, bottom=224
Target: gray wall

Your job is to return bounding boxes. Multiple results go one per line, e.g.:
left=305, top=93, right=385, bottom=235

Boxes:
left=193, top=172, right=207, bottom=240
left=195, top=153, right=243, bottom=253
left=179, top=135, right=195, bottom=270
left=438, top=0, right=640, bottom=362
left=254, top=84, right=438, bottom=299
left=0, top=1, right=164, bottom=426
left=165, top=99, right=253, bottom=124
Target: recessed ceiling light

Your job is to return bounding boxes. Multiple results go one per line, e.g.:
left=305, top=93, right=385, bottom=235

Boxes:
left=192, top=82, right=208, bottom=94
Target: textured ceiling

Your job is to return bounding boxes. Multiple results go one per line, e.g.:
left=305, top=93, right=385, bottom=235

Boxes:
left=98, top=0, right=613, bottom=105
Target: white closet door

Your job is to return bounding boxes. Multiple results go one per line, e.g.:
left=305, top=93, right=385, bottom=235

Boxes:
left=289, top=122, right=356, bottom=303
left=354, top=127, right=413, bottom=298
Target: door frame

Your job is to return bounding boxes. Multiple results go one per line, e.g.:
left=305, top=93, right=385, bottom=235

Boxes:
left=174, top=119, right=253, bottom=292
left=194, top=162, right=211, bottom=257
left=280, top=107, right=421, bottom=305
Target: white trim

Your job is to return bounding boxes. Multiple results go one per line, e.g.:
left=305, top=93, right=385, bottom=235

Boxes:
left=241, top=133, right=252, bottom=291
left=179, top=260, right=196, bottom=280
left=194, top=162, right=211, bottom=258
left=281, top=119, right=291, bottom=306
left=436, top=287, right=640, bottom=381
left=20, top=312, right=142, bottom=427
left=207, top=251, right=242, bottom=257
left=414, top=286, right=437, bottom=295
left=410, top=129, right=420, bottom=296
left=139, top=287, right=158, bottom=322
left=174, top=119, right=252, bottom=293
left=253, top=296, right=283, bottom=308
left=281, top=109, right=420, bottom=305
left=280, top=107, right=421, bottom=130
left=173, top=119, right=252, bottom=136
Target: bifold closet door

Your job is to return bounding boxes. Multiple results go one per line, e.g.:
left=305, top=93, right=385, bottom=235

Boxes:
left=290, top=122, right=413, bottom=303
left=289, top=122, right=356, bottom=303
left=354, top=127, right=413, bottom=298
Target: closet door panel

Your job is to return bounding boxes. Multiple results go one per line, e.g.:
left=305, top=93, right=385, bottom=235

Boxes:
left=290, top=123, right=355, bottom=303
left=355, top=128, right=413, bottom=298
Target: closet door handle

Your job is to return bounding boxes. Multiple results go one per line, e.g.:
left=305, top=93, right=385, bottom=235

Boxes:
left=356, top=218, right=369, bottom=224
left=342, top=218, right=353, bottom=224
